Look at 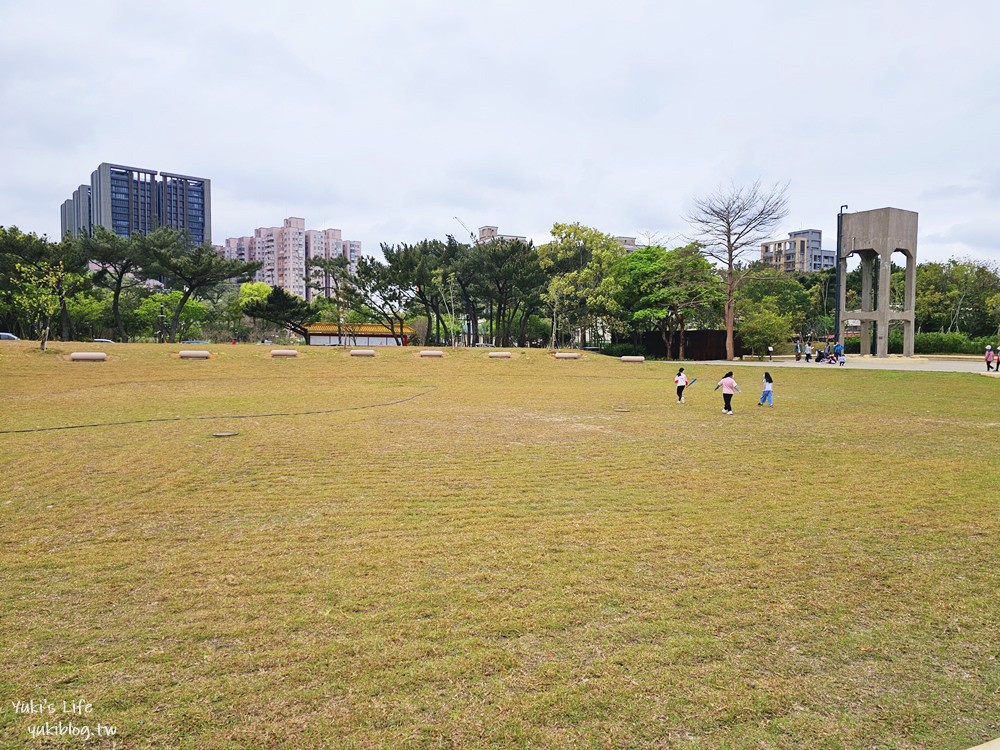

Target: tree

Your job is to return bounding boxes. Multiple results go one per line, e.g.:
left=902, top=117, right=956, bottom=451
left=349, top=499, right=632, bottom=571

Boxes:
left=537, top=223, right=625, bottom=347
left=1, top=227, right=64, bottom=340
left=686, top=181, right=789, bottom=359
left=911, top=259, right=1000, bottom=336
left=242, top=286, right=320, bottom=339
left=443, top=236, right=483, bottom=345
left=468, top=238, right=547, bottom=347
left=987, top=292, right=1000, bottom=338
left=79, top=227, right=145, bottom=341
left=141, top=230, right=261, bottom=342
left=343, top=254, right=416, bottom=345
left=7, top=261, right=62, bottom=350
left=738, top=303, right=794, bottom=359
left=380, top=241, right=448, bottom=344
left=136, top=292, right=208, bottom=341
left=1, top=227, right=90, bottom=344
left=602, top=244, right=723, bottom=358
left=307, top=254, right=353, bottom=343
left=736, top=267, right=811, bottom=336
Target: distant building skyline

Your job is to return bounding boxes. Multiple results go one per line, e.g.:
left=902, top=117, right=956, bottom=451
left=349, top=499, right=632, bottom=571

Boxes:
left=616, top=236, right=638, bottom=252
left=477, top=225, right=527, bottom=244
left=59, top=162, right=211, bottom=244
left=761, top=229, right=835, bottom=273
left=220, top=217, right=361, bottom=300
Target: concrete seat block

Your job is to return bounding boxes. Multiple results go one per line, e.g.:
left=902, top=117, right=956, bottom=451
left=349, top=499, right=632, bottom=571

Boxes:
left=179, top=350, right=211, bottom=359
left=620, top=356, right=645, bottom=363
left=554, top=352, right=581, bottom=359
left=70, top=352, right=107, bottom=362
left=350, top=349, right=376, bottom=357
left=488, top=352, right=512, bottom=358
left=420, top=350, right=444, bottom=357
left=270, top=349, right=299, bottom=357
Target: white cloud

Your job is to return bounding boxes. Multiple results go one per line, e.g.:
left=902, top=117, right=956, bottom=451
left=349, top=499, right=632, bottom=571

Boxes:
left=1, top=0, right=999, bottom=262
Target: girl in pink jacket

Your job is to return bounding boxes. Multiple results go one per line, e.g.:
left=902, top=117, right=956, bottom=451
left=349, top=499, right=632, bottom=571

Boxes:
left=714, top=371, right=740, bottom=415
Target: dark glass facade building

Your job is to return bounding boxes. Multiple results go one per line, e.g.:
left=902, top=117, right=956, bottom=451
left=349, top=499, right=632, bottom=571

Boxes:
left=158, top=173, right=209, bottom=245
left=60, top=163, right=211, bottom=243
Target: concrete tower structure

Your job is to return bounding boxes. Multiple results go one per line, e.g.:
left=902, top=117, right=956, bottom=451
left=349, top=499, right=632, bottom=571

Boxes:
left=836, top=208, right=918, bottom=358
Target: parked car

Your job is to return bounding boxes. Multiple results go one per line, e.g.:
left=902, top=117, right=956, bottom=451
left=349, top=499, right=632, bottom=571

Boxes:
left=0, top=332, right=19, bottom=340
left=181, top=339, right=209, bottom=344
left=94, top=338, right=114, bottom=343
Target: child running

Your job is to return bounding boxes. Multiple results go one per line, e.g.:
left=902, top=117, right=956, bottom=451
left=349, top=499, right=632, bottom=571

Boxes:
left=758, top=372, right=774, bottom=407
left=714, top=371, right=740, bottom=415
left=674, top=367, right=689, bottom=403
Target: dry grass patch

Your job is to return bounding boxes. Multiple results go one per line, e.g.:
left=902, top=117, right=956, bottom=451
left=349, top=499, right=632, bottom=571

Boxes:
left=0, top=342, right=998, bottom=749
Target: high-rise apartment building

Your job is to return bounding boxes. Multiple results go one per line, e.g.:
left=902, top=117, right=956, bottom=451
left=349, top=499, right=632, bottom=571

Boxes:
left=60, top=184, right=93, bottom=238
left=221, top=217, right=360, bottom=300
left=59, top=162, right=211, bottom=243
left=761, top=229, right=835, bottom=273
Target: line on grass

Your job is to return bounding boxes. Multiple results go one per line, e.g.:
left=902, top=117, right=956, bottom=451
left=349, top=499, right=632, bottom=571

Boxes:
left=0, top=388, right=437, bottom=436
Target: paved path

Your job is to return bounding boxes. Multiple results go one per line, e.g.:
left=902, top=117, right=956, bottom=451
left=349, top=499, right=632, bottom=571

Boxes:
left=693, top=357, right=996, bottom=374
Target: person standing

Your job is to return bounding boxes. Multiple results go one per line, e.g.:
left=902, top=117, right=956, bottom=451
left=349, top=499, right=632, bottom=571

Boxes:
left=758, top=372, right=774, bottom=407
left=794, top=339, right=802, bottom=361
left=714, top=371, right=740, bottom=415
left=987, top=345, right=995, bottom=372
left=674, top=367, right=689, bottom=403
left=834, top=340, right=843, bottom=359
left=804, top=342, right=812, bottom=363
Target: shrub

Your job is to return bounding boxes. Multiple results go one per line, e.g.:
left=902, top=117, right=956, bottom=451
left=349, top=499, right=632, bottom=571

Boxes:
left=843, top=331, right=999, bottom=355
left=601, top=343, right=646, bottom=357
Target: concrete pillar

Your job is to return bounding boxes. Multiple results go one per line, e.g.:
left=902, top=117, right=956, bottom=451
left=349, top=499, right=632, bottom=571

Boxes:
left=903, top=253, right=917, bottom=357
left=837, top=254, right=849, bottom=344
left=876, top=250, right=892, bottom=357
left=860, top=253, right=874, bottom=356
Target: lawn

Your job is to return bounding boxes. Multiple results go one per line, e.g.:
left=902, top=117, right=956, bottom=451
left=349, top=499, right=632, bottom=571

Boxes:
left=1, top=342, right=997, bottom=749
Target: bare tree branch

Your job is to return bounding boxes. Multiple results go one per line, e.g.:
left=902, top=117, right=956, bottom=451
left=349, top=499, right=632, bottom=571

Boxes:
left=685, top=180, right=790, bottom=359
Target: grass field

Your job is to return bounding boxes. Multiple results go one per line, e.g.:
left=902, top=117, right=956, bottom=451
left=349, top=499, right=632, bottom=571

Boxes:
left=1, top=342, right=998, bottom=749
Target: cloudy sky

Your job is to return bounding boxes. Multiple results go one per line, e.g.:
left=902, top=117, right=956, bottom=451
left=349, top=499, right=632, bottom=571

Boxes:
left=1, top=0, right=998, bottom=263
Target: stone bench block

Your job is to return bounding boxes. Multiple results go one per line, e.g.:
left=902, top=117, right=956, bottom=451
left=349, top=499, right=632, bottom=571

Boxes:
left=70, top=352, right=107, bottom=362
left=350, top=349, right=376, bottom=357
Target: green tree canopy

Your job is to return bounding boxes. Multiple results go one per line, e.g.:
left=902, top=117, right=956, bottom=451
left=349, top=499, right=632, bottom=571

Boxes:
left=242, top=286, right=320, bottom=339
left=141, top=230, right=261, bottom=342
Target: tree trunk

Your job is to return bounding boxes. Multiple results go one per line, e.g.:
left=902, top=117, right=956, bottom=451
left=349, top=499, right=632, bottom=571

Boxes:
left=550, top=299, right=557, bottom=349
left=678, top=315, right=687, bottom=360
left=467, top=301, right=478, bottom=345
left=660, top=323, right=674, bottom=358
left=518, top=305, right=534, bottom=347
left=424, top=306, right=433, bottom=345
left=168, top=288, right=194, bottom=343
left=112, top=274, right=126, bottom=341
left=60, top=295, right=71, bottom=341
left=725, top=269, right=736, bottom=360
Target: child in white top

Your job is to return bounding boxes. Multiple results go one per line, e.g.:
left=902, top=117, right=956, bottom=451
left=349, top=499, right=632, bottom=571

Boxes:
left=757, top=372, right=774, bottom=407
left=674, top=368, right=689, bottom=403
